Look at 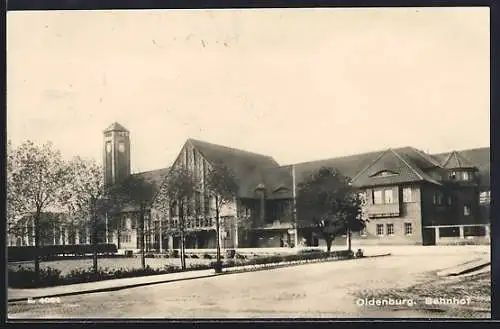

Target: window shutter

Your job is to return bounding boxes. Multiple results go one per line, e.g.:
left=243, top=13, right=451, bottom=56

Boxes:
left=393, top=186, right=399, bottom=204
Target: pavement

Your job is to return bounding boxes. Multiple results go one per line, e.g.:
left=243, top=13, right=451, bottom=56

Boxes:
left=7, top=248, right=489, bottom=318
left=8, top=245, right=489, bottom=303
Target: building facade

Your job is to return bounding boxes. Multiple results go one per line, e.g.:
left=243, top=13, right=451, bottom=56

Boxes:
left=8, top=122, right=490, bottom=249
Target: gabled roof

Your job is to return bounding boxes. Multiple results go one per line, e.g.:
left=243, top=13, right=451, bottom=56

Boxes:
left=104, top=122, right=129, bottom=133
left=432, top=147, right=490, bottom=188
left=351, top=149, right=442, bottom=187
left=291, top=149, right=384, bottom=184
left=116, top=167, right=171, bottom=212
left=439, top=150, right=476, bottom=169
left=188, top=138, right=280, bottom=198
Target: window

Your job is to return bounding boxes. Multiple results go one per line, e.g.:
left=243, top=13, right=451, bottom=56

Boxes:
left=386, top=223, right=394, bottom=236
left=433, top=191, right=444, bottom=205
left=193, top=148, right=197, bottom=167
left=403, top=187, right=413, bottom=203
left=195, top=192, right=202, bottom=215
left=373, top=190, right=383, bottom=205
left=464, top=204, right=471, bottom=216
left=404, top=223, right=413, bottom=235
left=204, top=195, right=211, bottom=216
left=449, top=171, right=457, bottom=180
left=462, top=171, right=470, bottom=181
left=376, top=224, right=384, bottom=236
left=464, top=226, right=486, bottom=237
left=480, top=191, right=491, bottom=204
left=121, top=234, right=131, bottom=243
left=170, top=202, right=178, bottom=217
left=384, top=189, right=394, bottom=204
left=131, top=217, right=136, bottom=229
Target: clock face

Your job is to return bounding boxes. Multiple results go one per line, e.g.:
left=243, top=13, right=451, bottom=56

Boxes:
left=118, top=142, right=125, bottom=153
left=105, top=143, right=111, bottom=153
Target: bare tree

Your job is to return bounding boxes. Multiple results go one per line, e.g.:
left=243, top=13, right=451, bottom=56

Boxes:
left=205, top=161, right=239, bottom=272
left=7, top=140, right=70, bottom=282
left=110, top=175, right=156, bottom=269
left=63, top=156, right=111, bottom=273
left=155, top=166, right=198, bottom=270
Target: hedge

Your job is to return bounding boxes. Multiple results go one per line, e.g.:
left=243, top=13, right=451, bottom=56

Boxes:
left=8, top=249, right=356, bottom=288
left=8, top=244, right=118, bottom=262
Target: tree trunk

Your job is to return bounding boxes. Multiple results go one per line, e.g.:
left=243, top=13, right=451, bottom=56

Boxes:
left=325, top=237, right=333, bottom=253
left=34, top=211, right=41, bottom=286
left=140, top=205, right=146, bottom=269
left=179, top=202, right=186, bottom=270
left=92, top=220, right=98, bottom=274
left=215, top=195, right=221, bottom=266
left=347, top=228, right=352, bottom=252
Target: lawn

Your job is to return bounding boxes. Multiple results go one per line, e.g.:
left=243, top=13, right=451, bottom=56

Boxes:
left=8, top=257, right=216, bottom=276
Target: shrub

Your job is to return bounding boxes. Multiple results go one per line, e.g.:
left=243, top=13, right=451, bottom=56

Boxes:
left=8, top=244, right=119, bottom=262
left=355, top=249, right=364, bottom=258
left=190, top=254, right=199, bottom=259
left=170, top=250, right=179, bottom=258
left=212, top=261, right=223, bottom=273
left=8, top=266, right=62, bottom=288
left=235, top=253, right=246, bottom=260
left=145, top=253, right=155, bottom=258
left=226, top=249, right=236, bottom=259
left=203, top=253, right=212, bottom=260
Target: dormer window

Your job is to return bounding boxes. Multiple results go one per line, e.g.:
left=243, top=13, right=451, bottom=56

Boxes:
left=371, top=170, right=399, bottom=178
left=462, top=171, right=471, bottom=181
left=449, top=171, right=457, bottom=180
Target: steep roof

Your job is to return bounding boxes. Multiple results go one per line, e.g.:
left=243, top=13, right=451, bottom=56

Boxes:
left=104, top=122, right=129, bottom=133
left=116, top=167, right=171, bottom=212
left=432, top=147, right=490, bottom=188
left=188, top=138, right=280, bottom=198
left=439, top=150, right=476, bottom=169
left=351, top=149, right=441, bottom=187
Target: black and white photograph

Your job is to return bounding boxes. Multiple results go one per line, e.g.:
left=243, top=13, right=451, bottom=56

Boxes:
left=6, top=7, right=491, bottom=319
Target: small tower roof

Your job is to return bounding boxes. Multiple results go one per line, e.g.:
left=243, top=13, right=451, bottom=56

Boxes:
left=441, top=150, right=475, bottom=169
left=104, top=122, right=129, bottom=133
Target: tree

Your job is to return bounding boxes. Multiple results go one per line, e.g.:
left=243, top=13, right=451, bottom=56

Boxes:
left=110, top=175, right=156, bottom=269
left=156, top=166, right=198, bottom=270
left=205, top=161, right=239, bottom=272
left=7, top=140, right=70, bottom=282
left=63, top=157, right=111, bottom=273
left=296, top=167, right=366, bottom=253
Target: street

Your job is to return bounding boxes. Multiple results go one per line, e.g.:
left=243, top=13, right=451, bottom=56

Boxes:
left=8, top=248, right=490, bottom=319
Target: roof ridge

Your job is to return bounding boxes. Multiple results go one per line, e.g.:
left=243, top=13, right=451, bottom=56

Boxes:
left=188, top=138, right=277, bottom=161
left=283, top=148, right=388, bottom=168
left=351, top=149, right=391, bottom=182
left=390, top=149, right=424, bottom=180
left=132, top=167, right=170, bottom=175
left=441, top=151, right=454, bottom=167
left=409, top=147, right=442, bottom=167
left=431, top=146, right=490, bottom=156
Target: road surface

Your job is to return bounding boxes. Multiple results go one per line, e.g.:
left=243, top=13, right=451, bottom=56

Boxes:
left=8, top=250, right=489, bottom=318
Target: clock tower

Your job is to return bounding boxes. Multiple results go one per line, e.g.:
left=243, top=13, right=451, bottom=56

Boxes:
left=103, top=122, right=131, bottom=186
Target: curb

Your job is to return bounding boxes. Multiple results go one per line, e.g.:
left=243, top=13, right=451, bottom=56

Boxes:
left=7, top=273, right=219, bottom=303
left=447, top=262, right=491, bottom=277
left=8, top=253, right=392, bottom=303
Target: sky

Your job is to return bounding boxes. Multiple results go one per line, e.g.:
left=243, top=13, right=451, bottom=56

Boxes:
left=7, top=8, right=490, bottom=174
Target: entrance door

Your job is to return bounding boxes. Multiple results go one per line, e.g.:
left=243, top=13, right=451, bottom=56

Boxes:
left=422, top=228, right=436, bottom=246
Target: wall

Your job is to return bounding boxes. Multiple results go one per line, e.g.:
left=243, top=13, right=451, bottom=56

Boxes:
left=350, top=184, right=423, bottom=245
